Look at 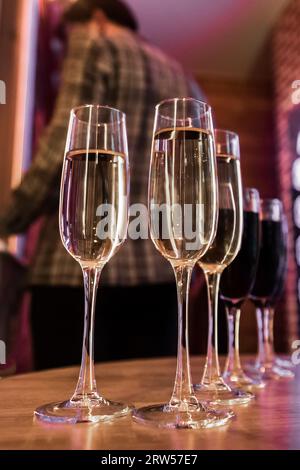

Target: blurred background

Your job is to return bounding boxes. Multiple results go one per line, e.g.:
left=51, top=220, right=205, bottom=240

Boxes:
left=0, top=0, right=300, bottom=373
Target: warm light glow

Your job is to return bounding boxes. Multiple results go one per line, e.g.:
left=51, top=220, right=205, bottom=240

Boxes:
left=11, top=0, right=38, bottom=188
left=293, top=196, right=300, bottom=229
left=292, top=158, right=300, bottom=191
left=9, top=0, right=38, bottom=252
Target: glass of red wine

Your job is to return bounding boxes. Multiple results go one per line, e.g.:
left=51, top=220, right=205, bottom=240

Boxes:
left=248, top=199, right=294, bottom=380
left=220, top=188, right=266, bottom=389
left=266, top=216, right=295, bottom=370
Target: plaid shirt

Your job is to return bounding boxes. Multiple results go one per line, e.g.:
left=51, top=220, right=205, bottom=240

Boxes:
left=0, top=27, right=204, bottom=287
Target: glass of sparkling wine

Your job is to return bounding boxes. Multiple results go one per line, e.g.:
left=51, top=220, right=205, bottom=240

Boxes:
left=194, top=129, right=254, bottom=405
left=133, top=98, right=234, bottom=429
left=35, top=105, right=132, bottom=424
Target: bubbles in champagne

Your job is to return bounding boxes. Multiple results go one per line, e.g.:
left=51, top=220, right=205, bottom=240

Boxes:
left=149, top=127, right=217, bottom=264
left=60, top=149, right=128, bottom=266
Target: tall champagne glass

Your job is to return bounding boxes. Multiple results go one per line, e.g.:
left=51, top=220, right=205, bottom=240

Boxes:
left=195, top=129, right=254, bottom=405
left=221, top=188, right=265, bottom=389
left=267, top=217, right=295, bottom=370
left=35, top=105, right=131, bottom=423
left=249, top=202, right=294, bottom=380
left=133, top=98, right=234, bottom=428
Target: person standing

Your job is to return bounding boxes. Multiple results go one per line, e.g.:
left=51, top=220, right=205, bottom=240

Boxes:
left=0, top=0, right=204, bottom=369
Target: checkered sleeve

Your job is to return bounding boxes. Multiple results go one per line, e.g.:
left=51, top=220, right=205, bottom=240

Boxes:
left=0, top=30, right=108, bottom=237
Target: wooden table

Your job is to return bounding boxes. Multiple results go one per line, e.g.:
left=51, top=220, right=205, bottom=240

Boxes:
left=0, top=357, right=299, bottom=450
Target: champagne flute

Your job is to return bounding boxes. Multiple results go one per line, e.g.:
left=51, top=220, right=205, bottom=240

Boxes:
left=267, top=217, right=295, bottom=370
left=35, top=105, right=132, bottom=423
left=221, top=188, right=265, bottom=389
left=249, top=202, right=294, bottom=380
left=133, top=98, right=234, bottom=428
left=195, top=129, right=254, bottom=405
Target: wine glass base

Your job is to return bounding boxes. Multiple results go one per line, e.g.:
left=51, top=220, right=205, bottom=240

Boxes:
left=245, top=363, right=295, bottom=380
left=132, top=403, right=234, bottom=429
left=194, top=383, right=255, bottom=405
left=223, top=371, right=266, bottom=390
left=34, top=398, right=132, bottom=424
left=275, top=357, right=295, bottom=370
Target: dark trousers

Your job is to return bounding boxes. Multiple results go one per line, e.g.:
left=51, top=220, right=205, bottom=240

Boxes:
left=31, top=283, right=177, bottom=370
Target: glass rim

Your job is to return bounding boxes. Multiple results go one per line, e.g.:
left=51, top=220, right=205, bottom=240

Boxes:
left=214, top=128, right=239, bottom=140
left=70, top=104, right=126, bottom=124
left=215, top=128, right=240, bottom=159
left=244, top=187, right=260, bottom=196
left=260, top=197, right=282, bottom=207
left=155, top=97, right=211, bottom=113
left=244, top=188, right=260, bottom=212
left=260, top=198, right=283, bottom=221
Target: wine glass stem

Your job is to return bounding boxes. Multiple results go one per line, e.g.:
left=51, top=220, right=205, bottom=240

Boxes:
left=202, top=272, right=222, bottom=383
left=170, top=264, right=198, bottom=408
left=263, top=307, right=275, bottom=367
left=255, top=307, right=264, bottom=367
left=267, top=307, right=275, bottom=353
left=255, top=307, right=274, bottom=369
left=72, top=266, right=102, bottom=401
left=224, top=307, right=242, bottom=375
